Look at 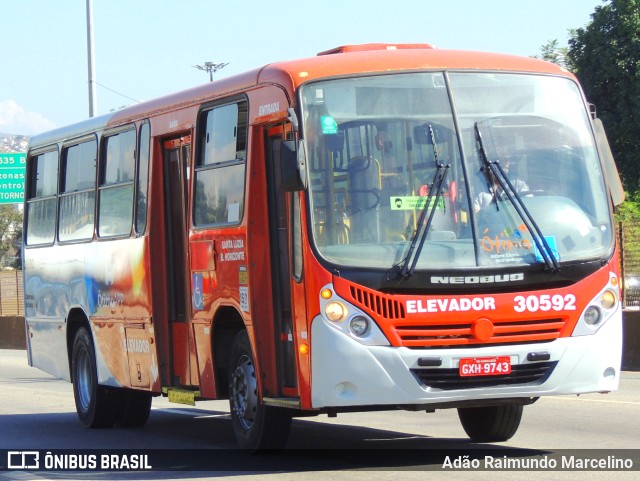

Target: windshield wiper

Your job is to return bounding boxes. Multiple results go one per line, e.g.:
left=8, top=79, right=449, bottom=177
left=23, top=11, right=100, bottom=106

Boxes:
left=399, top=124, right=450, bottom=278
left=475, top=122, right=560, bottom=273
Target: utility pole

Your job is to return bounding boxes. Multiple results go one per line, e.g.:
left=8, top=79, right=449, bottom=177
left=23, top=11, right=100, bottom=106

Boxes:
left=193, top=62, right=229, bottom=82
left=86, top=0, right=97, bottom=117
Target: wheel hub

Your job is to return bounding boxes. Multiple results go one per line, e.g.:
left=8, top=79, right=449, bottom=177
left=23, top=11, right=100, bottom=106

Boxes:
left=231, top=354, right=258, bottom=429
left=76, top=348, right=92, bottom=412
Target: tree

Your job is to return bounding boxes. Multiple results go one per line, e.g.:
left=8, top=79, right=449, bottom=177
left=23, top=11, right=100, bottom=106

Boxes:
left=568, top=0, right=640, bottom=188
left=533, top=38, right=574, bottom=72
left=0, top=205, right=22, bottom=269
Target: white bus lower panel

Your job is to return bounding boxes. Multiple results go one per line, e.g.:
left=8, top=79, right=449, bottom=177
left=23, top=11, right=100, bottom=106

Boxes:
left=310, top=310, right=622, bottom=409
left=26, top=317, right=71, bottom=382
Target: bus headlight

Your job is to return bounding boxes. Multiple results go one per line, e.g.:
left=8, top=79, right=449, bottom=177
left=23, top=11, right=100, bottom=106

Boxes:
left=584, top=305, right=602, bottom=326
left=573, top=277, right=619, bottom=336
left=600, top=290, right=617, bottom=310
left=349, top=315, right=370, bottom=337
left=318, top=283, right=390, bottom=346
left=325, top=301, right=347, bottom=322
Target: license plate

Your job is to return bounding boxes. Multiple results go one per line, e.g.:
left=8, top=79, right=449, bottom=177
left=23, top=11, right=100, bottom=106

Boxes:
left=459, top=356, right=512, bottom=377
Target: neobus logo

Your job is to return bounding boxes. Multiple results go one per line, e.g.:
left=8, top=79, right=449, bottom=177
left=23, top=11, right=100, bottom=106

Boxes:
left=430, top=273, right=525, bottom=284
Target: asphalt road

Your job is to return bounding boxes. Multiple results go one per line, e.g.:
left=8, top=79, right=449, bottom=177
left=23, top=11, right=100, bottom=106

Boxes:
left=1, top=349, right=639, bottom=480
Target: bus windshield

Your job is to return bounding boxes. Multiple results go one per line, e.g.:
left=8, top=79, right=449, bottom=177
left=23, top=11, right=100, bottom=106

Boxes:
left=301, top=72, right=613, bottom=270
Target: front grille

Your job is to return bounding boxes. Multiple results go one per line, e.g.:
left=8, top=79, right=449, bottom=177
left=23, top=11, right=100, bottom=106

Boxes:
left=411, top=361, right=557, bottom=390
left=396, top=318, right=565, bottom=348
left=335, top=278, right=569, bottom=349
left=348, top=285, right=405, bottom=320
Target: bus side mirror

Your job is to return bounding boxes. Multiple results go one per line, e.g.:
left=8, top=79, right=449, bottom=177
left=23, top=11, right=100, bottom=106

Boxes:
left=281, top=140, right=307, bottom=191
left=593, top=118, right=625, bottom=206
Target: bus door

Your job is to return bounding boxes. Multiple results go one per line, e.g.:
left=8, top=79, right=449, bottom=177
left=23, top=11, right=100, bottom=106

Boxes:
left=162, top=135, right=195, bottom=386
left=266, top=132, right=303, bottom=395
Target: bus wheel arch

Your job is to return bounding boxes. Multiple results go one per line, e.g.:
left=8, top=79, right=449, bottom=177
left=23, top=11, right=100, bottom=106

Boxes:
left=66, top=307, right=91, bottom=374
left=212, top=306, right=246, bottom=398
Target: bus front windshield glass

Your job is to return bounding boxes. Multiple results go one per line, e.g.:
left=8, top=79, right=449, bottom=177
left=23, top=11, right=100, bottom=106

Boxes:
left=300, top=72, right=613, bottom=271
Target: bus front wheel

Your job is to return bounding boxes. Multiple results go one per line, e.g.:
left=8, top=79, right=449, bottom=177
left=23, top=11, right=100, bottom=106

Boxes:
left=457, top=403, right=523, bottom=442
left=71, top=327, right=119, bottom=428
left=228, top=331, right=292, bottom=449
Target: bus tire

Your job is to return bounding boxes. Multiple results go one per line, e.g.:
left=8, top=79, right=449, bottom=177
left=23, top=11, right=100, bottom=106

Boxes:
left=457, top=403, right=523, bottom=442
left=119, top=389, right=153, bottom=427
left=71, top=327, right=118, bottom=428
left=228, top=331, right=292, bottom=450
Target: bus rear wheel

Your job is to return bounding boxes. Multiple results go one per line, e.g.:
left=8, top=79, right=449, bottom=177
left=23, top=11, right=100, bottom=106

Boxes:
left=118, top=389, right=153, bottom=427
left=71, top=327, right=119, bottom=428
left=457, top=403, right=523, bottom=442
left=228, top=331, right=292, bottom=450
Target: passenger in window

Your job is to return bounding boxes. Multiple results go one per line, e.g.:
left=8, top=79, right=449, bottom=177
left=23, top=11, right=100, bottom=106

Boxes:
left=473, top=157, right=528, bottom=213
left=375, top=127, right=394, bottom=156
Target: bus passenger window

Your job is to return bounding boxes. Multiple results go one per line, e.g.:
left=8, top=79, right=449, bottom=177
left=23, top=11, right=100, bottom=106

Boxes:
left=194, top=100, right=247, bottom=226
left=26, top=149, right=58, bottom=245
left=59, top=139, right=97, bottom=242
left=135, top=122, right=151, bottom=235
left=99, top=129, right=136, bottom=237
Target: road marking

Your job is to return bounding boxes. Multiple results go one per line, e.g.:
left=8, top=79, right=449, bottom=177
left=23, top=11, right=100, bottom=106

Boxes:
left=151, top=406, right=230, bottom=418
left=0, top=473, right=49, bottom=481
left=547, top=396, right=640, bottom=406
left=194, top=414, right=230, bottom=419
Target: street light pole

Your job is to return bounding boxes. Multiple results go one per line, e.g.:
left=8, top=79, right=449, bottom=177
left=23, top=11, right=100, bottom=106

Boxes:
left=193, top=62, right=229, bottom=81
left=86, top=0, right=97, bottom=117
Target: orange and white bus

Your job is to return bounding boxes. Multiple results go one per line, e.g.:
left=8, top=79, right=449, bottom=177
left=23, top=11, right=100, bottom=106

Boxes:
left=24, top=43, right=625, bottom=449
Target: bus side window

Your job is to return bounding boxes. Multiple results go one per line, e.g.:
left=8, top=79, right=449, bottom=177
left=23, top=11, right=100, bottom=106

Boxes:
left=26, top=149, right=58, bottom=245
left=59, top=139, right=97, bottom=242
left=194, top=100, right=247, bottom=226
left=99, top=129, right=136, bottom=238
left=135, top=122, right=151, bottom=235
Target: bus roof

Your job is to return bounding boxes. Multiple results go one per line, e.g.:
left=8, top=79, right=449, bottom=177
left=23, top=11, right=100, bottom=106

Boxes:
left=29, top=44, right=571, bottom=150
left=262, top=44, right=569, bottom=86
left=28, top=113, right=110, bottom=151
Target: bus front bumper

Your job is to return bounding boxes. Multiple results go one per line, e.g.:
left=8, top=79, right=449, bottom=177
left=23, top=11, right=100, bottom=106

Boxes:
left=309, top=309, right=622, bottom=409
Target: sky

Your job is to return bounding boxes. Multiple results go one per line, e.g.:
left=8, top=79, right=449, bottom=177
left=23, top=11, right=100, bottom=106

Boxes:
left=1, top=0, right=606, bottom=136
